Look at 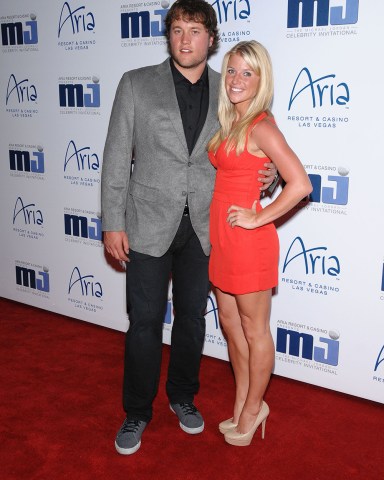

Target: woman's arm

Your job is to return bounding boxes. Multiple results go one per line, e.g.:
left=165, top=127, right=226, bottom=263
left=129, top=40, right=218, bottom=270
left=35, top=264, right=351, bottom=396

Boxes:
left=227, top=118, right=312, bottom=229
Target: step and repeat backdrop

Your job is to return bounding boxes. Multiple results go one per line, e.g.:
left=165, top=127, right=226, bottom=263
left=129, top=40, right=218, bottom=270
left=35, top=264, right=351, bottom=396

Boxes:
left=1, top=1, right=383, bottom=404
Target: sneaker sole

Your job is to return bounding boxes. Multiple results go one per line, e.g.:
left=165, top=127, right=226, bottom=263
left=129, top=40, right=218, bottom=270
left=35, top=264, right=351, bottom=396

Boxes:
left=169, top=405, right=205, bottom=434
left=179, top=421, right=204, bottom=435
left=115, top=440, right=141, bottom=455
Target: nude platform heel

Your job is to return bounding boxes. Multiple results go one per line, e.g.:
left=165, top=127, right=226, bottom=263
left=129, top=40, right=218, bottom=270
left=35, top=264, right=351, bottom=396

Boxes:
left=219, top=418, right=238, bottom=434
left=224, top=401, right=269, bottom=446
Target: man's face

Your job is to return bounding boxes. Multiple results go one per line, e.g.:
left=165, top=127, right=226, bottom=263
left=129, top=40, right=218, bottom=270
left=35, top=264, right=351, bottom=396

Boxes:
left=169, top=17, right=213, bottom=71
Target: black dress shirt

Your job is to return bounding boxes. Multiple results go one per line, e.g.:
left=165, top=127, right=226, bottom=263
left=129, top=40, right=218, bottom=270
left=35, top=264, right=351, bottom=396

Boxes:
left=170, top=59, right=209, bottom=155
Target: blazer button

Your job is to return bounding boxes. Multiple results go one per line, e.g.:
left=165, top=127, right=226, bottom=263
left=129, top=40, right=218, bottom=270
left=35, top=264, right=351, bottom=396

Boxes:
left=182, top=191, right=187, bottom=196
left=187, top=162, right=192, bottom=167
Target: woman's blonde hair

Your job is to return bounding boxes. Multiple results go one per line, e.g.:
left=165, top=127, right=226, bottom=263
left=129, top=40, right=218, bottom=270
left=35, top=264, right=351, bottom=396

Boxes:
left=207, top=40, right=274, bottom=156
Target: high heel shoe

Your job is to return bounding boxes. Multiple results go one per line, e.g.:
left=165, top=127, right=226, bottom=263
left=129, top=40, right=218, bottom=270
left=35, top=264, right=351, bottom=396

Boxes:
left=224, top=401, right=269, bottom=446
left=219, top=418, right=238, bottom=434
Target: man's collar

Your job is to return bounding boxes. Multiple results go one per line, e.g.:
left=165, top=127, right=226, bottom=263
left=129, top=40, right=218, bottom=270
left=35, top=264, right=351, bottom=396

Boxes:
left=170, top=58, right=208, bottom=86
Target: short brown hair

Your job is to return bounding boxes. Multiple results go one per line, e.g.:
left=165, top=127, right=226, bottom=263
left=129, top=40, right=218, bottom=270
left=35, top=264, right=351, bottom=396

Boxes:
left=165, top=0, right=219, bottom=56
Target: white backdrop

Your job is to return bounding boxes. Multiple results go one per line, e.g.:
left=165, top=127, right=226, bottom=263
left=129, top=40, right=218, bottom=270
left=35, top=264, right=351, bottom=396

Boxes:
left=1, top=0, right=383, bottom=404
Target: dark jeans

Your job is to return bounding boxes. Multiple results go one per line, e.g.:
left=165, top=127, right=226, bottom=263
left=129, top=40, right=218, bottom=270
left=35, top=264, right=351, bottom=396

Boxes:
left=123, top=215, right=210, bottom=422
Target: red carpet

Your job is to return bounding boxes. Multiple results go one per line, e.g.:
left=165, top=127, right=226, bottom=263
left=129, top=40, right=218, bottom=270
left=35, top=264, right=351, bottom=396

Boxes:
left=1, top=297, right=383, bottom=480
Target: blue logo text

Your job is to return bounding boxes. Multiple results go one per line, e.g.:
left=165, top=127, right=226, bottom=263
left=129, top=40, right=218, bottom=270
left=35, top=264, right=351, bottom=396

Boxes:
left=289, top=67, right=349, bottom=111
left=9, top=149, right=44, bottom=173
left=68, top=266, right=102, bottom=298
left=13, top=197, right=43, bottom=226
left=1, top=19, right=38, bottom=45
left=58, top=2, right=95, bottom=37
left=64, top=214, right=101, bottom=240
left=121, top=6, right=168, bottom=38
left=16, top=266, right=49, bottom=292
left=6, top=74, right=37, bottom=105
left=211, top=0, right=250, bottom=23
left=59, top=82, right=100, bottom=107
left=64, top=140, right=99, bottom=171
left=283, top=236, right=340, bottom=277
left=277, top=327, right=339, bottom=366
left=309, top=174, right=349, bottom=205
left=287, top=0, right=359, bottom=28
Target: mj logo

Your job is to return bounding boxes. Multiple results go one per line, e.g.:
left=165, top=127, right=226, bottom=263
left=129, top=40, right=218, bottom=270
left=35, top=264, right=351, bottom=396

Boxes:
left=121, top=5, right=168, bottom=39
left=1, top=15, right=38, bottom=45
left=276, top=327, right=339, bottom=366
left=309, top=174, right=349, bottom=205
left=16, top=266, right=49, bottom=292
left=9, top=148, right=44, bottom=173
left=287, top=0, right=359, bottom=28
left=59, top=79, right=100, bottom=108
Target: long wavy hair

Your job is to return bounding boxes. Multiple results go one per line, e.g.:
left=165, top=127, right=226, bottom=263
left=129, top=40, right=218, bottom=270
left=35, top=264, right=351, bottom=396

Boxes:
left=208, top=40, right=274, bottom=156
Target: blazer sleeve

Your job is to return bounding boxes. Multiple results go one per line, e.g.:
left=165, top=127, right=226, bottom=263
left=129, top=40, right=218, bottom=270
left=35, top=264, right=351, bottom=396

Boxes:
left=101, top=72, right=134, bottom=232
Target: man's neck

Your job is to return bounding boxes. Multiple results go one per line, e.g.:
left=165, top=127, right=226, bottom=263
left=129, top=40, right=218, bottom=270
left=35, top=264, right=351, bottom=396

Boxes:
left=171, top=58, right=208, bottom=84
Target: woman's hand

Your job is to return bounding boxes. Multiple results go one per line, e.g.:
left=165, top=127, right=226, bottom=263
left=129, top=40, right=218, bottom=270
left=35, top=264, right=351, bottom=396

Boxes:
left=227, top=200, right=259, bottom=229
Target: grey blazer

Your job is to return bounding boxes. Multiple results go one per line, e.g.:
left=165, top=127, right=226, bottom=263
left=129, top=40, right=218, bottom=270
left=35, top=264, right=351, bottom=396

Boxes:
left=101, top=59, right=220, bottom=256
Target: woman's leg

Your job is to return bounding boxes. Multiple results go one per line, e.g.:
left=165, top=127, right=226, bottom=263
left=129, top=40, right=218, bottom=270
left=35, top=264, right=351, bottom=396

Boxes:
left=235, top=289, right=274, bottom=433
left=215, top=287, right=249, bottom=424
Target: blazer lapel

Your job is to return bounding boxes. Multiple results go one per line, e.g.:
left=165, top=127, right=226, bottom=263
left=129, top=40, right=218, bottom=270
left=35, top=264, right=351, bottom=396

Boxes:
left=154, top=59, right=189, bottom=155
left=192, top=65, right=220, bottom=156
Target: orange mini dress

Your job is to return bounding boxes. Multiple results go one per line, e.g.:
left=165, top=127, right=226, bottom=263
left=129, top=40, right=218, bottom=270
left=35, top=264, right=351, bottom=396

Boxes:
left=208, top=112, right=279, bottom=294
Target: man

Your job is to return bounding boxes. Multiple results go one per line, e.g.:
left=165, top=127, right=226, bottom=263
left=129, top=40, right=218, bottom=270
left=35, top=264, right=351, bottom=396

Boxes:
left=101, top=0, right=276, bottom=455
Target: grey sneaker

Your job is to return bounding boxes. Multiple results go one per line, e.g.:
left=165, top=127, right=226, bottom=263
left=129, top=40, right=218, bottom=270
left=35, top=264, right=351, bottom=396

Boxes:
left=115, top=419, right=147, bottom=455
left=170, top=403, right=204, bottom=434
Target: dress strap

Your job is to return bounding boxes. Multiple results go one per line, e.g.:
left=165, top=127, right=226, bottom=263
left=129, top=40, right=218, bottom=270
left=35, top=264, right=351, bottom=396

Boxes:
left=245, top=112, right=271, bottom=151
left=251, top=111, right=268, bottom=126
left=246, top=112, right=268, bottom=142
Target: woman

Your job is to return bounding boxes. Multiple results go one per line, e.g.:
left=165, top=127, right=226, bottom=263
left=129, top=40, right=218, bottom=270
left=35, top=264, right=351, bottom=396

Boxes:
left=207, top=40, right=312, bottom=446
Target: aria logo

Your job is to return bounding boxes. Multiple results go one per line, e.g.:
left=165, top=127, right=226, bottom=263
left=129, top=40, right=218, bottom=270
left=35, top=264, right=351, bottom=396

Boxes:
left=9, top=147, right=44, bottom=174
left=164, top=294, right=220, bottom=330
left=283, top=236, right=340, bottom=278
left=211, top=0, right=251, bottom=23
left=58, top=1, right=95, bottom=37
left=6, top=74, right=37, bottom=106
left=64, top=140, right=99, bottom=172
left=206, top=294, right=219, bottom=329
left=287, top=0, right=359, bottom=28
left=13, top=196, right=43, bottom=227
left=374, top=346, right=384, bottom=373
left=288, top=67, right=349, bottom=111
left=1, top=14, right=38, bottom=45
left=68, top=266, right=102, bottom=298
left=59, top=77, right=100, bottom=108
left=121, top=1, right=169, bottom=39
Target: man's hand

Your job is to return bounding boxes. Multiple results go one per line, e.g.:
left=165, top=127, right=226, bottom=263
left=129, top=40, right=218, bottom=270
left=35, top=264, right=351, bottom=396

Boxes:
left=103, top=231, right=130, bottom=262
left=258, top=161, right=278, bottom=191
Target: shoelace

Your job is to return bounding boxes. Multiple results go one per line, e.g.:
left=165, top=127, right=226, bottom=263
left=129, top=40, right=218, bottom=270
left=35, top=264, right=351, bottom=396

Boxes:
left=179, top=403, right=198, bottom=416
left=121, top=419, right=141, bottom=433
